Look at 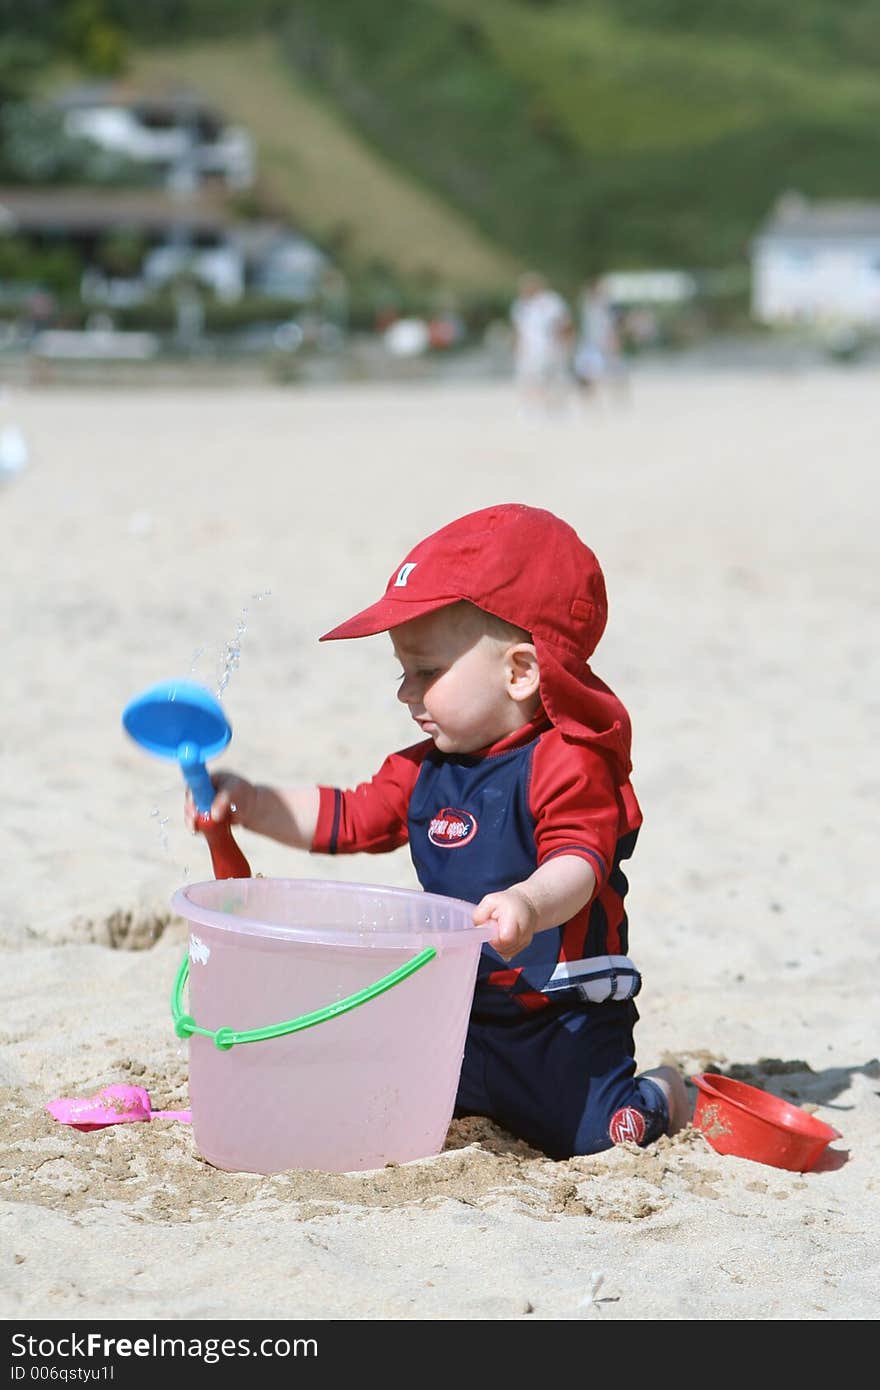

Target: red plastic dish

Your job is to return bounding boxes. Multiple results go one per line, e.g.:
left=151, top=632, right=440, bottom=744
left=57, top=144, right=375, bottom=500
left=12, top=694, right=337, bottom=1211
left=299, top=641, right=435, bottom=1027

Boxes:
left=691, top=1072, right=841, bottom=1172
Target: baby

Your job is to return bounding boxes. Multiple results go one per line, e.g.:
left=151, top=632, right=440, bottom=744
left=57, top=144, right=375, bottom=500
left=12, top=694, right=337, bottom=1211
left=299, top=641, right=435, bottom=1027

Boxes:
left=189, top=503, right=688, bottom=1158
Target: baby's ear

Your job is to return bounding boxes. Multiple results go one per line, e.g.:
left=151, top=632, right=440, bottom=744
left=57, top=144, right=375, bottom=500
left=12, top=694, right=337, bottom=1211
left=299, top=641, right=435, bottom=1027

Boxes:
left=507, top=643, right=541, bottom=702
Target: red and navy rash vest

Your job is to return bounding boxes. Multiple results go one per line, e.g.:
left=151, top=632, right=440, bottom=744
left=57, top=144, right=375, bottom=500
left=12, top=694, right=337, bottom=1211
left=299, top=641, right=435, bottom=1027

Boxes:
left=313, top=715, right=643, bottom=1019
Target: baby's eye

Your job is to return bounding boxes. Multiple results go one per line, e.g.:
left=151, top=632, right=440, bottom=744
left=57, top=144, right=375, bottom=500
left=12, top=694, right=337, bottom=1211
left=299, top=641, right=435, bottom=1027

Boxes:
left=397, top=667, right=440, bottom=683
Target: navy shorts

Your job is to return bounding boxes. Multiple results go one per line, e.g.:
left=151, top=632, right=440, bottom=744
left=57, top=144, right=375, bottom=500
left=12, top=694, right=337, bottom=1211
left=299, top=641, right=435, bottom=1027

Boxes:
left=454, top=1000, right=668, bottom=1159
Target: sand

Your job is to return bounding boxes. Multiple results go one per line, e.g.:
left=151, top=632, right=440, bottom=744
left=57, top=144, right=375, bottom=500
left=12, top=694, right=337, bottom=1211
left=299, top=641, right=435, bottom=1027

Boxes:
left=0, top=367, right=877, bottom=1321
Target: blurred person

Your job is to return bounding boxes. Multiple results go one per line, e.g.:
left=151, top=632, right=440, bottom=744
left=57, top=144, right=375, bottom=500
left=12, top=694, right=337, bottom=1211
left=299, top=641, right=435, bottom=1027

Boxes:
left=573, top=276, right=627, bottom=404
left=622, top=306, right=659, bottom=351
left=186, top=504, right=688, bottom=1159
left=510, top=271, right=574, bottom=415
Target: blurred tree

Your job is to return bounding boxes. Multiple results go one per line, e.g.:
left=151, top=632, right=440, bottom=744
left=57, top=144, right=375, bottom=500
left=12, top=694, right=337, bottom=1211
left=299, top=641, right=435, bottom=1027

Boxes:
left=0, top=103, right=150, bottom=184
left=0, top=234, right=82, bottom=294
left=62, top=0, right=127, bottom=74
left=97, top=228, right=150, bottom=277
left=0, top=38, right=51, bottom=106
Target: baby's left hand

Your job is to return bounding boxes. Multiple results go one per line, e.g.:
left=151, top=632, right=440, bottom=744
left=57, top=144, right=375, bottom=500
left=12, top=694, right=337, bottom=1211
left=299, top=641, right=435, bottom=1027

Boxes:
left=473, top=888, right=538, bottom=961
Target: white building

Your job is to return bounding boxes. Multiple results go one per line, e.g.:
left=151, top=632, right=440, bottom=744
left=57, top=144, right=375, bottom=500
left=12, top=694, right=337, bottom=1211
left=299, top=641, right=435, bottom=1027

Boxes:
left=752, top=193, right=880, bottom=326
left=141, top=225, right=329, bottom=304
left=55, top=86, right=254, bottom=191
left=229, top=224, right=330, bottom=301
left=0, top=188, right=331, bottom=308
left=603, top=269, right=697, bottom=306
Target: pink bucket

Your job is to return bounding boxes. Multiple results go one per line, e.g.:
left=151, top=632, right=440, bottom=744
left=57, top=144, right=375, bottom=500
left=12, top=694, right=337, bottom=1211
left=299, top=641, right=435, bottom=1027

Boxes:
left=170, top=878, right=491, bottom=1175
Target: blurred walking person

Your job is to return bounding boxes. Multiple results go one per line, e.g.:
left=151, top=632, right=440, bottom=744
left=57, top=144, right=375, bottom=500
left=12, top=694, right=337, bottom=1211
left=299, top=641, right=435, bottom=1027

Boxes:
left=510, top=271, right=574, bottom=416
left=573, top=276, right=627, bottom=405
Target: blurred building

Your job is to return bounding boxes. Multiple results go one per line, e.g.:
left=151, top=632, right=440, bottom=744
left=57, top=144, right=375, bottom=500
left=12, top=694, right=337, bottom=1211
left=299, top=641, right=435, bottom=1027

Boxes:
left=752, top=193, right=880, bottom=326
left=602, top=270, right=697, bottom=307
left=54, top=84, right=254, bottom=191
left=227, top=223, right=330, bottom=301
left=0, top=187, right=330, bottom=305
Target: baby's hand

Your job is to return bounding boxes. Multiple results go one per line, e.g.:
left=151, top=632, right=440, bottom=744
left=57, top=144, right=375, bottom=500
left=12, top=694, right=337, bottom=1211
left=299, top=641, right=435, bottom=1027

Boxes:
left=184, top=771, right=256, bottom=832
left=473, top=887, right=539, bottom=961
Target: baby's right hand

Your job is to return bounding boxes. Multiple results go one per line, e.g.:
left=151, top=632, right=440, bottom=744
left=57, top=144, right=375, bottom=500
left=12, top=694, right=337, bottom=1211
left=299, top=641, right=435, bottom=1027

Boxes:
left=184, top=772, right=257, bottom=832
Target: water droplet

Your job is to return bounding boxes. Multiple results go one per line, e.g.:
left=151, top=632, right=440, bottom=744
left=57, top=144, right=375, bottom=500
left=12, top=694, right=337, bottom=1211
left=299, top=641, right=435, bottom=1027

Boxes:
left=149, top=806, right=170, bottom=853
left=212, top=592, right=271, bottom=696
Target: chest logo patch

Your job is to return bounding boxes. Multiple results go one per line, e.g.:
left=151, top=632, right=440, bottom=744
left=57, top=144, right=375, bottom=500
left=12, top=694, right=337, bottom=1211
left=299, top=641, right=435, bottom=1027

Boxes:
left=428, top=807, right=478, bottom=848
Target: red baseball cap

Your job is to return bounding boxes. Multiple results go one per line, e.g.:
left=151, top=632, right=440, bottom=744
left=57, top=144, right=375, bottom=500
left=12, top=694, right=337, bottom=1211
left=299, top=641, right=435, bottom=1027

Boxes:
left=320, top=503, right=632, bottom=771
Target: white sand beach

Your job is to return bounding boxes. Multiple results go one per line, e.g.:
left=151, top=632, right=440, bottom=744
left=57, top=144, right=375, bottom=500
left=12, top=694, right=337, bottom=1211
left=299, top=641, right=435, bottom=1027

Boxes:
left=1, top=367, right=877, bottom=1320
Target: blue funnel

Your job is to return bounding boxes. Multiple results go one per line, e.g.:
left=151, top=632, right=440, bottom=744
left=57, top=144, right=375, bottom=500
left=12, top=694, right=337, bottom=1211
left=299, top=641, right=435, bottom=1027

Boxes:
left=122, top=680, right=231, bottom=814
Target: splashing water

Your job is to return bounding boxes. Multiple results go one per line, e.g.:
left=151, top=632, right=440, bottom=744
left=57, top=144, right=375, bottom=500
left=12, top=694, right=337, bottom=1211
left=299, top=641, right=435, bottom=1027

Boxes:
left=216, top=589, right=271, bottom=697
left=216, top=614, right=246, bottom=697
left=141, top=591, right=271, bottom=866
left=150, top=806, right=170, bottom=853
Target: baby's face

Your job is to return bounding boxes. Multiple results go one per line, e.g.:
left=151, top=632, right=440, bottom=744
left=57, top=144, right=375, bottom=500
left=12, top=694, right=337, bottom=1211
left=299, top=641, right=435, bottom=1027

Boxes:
left=391, top=606, right=532, bottom=755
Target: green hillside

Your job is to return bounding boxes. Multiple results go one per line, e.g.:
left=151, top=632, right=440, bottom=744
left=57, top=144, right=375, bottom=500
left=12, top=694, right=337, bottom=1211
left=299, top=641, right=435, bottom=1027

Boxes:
left=13, top=1, right=880, bottom=292
left=125, top=37, right=520, bottom=293
left=272, top=0, right=880, bottom=282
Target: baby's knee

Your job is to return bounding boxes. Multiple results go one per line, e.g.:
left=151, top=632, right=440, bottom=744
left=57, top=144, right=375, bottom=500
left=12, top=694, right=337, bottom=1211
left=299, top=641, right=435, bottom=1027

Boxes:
left=567, top=1070, right=682, bottom=1157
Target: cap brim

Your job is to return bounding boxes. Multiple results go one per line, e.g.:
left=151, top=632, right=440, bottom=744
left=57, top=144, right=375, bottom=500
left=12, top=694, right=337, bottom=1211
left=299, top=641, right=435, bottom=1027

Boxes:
left=319, top=594, right=460, bottom=641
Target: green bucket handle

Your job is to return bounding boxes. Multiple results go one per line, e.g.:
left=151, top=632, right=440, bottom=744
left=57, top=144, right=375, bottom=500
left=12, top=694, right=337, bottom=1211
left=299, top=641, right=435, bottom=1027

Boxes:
left=171, top=945, right=437, bottom=1051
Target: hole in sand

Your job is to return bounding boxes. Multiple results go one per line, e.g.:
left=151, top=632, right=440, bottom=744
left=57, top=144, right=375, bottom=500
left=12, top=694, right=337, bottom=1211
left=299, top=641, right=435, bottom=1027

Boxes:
left=61, top=910, right=179, bottom=950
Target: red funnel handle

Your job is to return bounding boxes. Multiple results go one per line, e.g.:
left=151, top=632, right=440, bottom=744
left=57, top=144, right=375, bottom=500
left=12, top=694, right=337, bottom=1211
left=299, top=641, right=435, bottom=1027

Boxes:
left=194, top=811, right=251, bottom=879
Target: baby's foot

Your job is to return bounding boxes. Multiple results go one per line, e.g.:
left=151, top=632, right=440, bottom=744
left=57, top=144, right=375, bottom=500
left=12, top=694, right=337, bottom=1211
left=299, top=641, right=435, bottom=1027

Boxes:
left=640, top=1065, right=690, bottom=1135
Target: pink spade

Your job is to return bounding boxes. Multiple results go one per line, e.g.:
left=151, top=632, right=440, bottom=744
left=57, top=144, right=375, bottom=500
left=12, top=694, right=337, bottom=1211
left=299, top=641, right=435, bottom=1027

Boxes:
left=46, top=1084, right=191, bottom=1130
